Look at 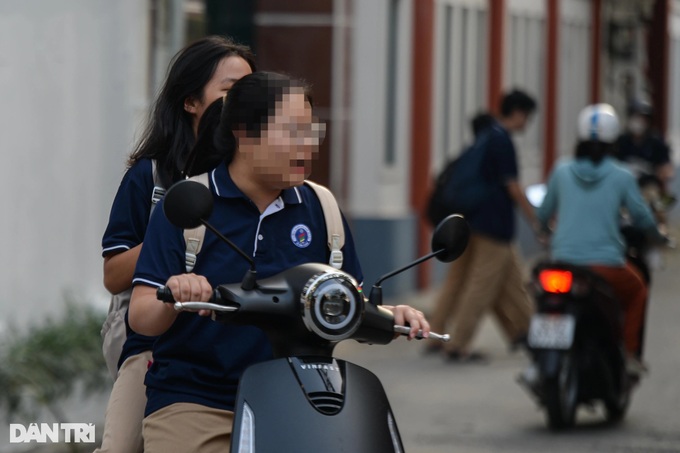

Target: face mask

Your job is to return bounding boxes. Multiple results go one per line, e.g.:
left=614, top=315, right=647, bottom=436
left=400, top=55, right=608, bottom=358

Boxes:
left=628, top=116, right=647, bottom=135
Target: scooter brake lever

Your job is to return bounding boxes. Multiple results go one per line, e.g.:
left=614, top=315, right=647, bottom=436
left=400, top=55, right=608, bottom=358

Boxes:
left=173, top=302, right=239, bottom=313
left=394, top=325, right=450, bottom=342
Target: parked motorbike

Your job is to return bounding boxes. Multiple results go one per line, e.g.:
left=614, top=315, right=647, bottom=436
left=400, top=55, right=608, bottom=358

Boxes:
left=157, top=179, right=470, bottom=452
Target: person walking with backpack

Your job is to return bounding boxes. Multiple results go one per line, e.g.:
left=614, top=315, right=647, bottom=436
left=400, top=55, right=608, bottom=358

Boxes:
left=426, top=90, right=538, bottom=362
left=96, top=36, right=255, bottom=453
left=128, top=72, right=431, bottom=452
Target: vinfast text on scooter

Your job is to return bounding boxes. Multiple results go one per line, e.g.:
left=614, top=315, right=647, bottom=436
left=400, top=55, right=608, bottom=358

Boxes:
left=157, top=179, right=470, bottom=453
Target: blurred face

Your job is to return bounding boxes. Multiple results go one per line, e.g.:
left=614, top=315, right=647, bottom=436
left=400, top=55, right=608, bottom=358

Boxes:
left=241, top=89, right=325, bottom=189
left=509, top=110, right=532, bottom=132
left=628, top=114, right=649, bottom=136
left=185, top=55, right=252, bottom=134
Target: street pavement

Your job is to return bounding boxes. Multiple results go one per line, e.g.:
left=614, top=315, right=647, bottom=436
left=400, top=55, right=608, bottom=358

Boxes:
left=335, top=226, right=680, bottom=453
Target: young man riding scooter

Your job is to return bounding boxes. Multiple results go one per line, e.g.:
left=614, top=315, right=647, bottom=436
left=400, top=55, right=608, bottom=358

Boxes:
left=536, top=103, right=667, bottom=375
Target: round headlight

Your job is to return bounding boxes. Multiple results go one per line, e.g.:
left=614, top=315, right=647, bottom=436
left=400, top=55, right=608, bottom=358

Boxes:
left=301, top=271, right=363, bottom=341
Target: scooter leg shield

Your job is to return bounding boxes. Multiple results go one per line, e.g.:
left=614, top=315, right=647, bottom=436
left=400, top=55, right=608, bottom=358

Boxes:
left=230, top=358, right=404, bottom=453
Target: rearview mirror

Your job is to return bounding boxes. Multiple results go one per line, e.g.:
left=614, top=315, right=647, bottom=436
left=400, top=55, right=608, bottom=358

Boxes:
left=431, top=214, right=470, bottom=263
left=163, top=179, right=213, bottom=229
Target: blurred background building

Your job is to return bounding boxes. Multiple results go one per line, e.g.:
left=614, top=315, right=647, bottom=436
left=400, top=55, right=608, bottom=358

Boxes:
left=2, top=0, right=680, bottom=331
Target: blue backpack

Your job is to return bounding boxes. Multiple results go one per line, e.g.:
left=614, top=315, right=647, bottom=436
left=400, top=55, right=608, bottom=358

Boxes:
left=426, top=129, right=496, bottom=226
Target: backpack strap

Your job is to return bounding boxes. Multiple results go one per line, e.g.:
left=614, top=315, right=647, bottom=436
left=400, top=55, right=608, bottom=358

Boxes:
left=177, top=176, right=344, bottom=272
left=304, top=180, right=345, bottom=269
left=183, top=173, right=209, bottom=273
left=150, top=160, right=166, bottom=216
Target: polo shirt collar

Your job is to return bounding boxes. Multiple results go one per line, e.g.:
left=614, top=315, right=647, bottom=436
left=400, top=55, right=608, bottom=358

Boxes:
left=209, top=161, right=303, bottom=205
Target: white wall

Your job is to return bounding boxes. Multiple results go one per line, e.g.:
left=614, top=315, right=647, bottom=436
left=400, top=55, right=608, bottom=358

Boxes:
left=431, top=0, right=488, bottom=173
left=348, top=0, right=413, bottom=218
left=668, top=0, right=680, bottom=160
left=557, top=0, right=591, bottom=159
left=505, top=0, right=546, bottom=185
left=0, top=1, right=150, bottom=332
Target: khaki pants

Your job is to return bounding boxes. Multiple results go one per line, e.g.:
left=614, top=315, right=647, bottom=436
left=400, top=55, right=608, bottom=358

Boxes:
left=143, top=403, right=234, bottom=453
left=93, top=350, right=152, bottom=453
left=429, top=233, right=533, bottom=352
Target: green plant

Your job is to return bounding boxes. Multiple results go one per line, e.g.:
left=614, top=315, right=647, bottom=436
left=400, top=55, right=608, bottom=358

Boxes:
left=0, top=292, right=109, bottom=452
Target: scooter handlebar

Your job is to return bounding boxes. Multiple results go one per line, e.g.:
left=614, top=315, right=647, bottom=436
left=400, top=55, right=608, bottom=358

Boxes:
left=157, top=284, right=450, bottom=340
left=156, top=287, right=237, bottom=313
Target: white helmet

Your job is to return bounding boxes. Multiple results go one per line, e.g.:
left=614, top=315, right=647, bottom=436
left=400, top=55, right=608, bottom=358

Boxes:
left=577, top=103, right=620, bottom=144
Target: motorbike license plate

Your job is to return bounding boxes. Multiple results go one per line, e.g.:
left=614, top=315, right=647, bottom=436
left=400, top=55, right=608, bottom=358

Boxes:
left=527, top=314, right=575, bottom=350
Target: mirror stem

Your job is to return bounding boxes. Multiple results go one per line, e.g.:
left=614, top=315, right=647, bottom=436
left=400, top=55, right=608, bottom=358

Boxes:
left=367, top=285, right=383, bottom=306
left=201, top=220, right=257, bottom=271
left=367, top=248, right=444, bottom=306
left=240, top=269, right=258, bottom=291
left=374, top=249, right=443, bottom=287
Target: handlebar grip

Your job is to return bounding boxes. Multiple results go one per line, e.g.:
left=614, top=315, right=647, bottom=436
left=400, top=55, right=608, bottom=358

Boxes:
left=156, top=286, right=222, bottom=304
left=156, top=287, right=176, bottom=303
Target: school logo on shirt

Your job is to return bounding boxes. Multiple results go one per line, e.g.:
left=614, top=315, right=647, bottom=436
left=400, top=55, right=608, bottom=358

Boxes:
left=291, top=224, right=312, bottom=248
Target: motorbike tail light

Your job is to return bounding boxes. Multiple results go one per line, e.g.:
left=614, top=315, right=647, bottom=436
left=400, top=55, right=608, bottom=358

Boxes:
left=538, top=269, right=573, bottom=294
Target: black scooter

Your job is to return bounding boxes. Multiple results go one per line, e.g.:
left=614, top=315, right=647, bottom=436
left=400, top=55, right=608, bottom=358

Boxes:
left=158, top=179, right=470, bottom=452
left=518, top=261, right=636, bottom=430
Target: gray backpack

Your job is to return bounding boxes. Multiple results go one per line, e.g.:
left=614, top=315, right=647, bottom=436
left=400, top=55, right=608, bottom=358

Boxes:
left=101, top=164, right=345, bottom=380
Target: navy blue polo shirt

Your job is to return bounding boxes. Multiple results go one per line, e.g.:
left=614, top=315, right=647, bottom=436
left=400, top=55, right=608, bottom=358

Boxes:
left=133, top=161, right=364, bottom=416
left=466, top=123, right=519, bottom=242
left=101, top=158, right=159, bottom=367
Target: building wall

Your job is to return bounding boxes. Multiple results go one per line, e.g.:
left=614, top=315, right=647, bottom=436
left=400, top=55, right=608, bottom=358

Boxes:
left=253, top=0, right=335, bottom=187
left=430, top=0, right=593, bottom=187
left=0, top=1, right=150, bottom=331
left=431, top=0, right=488, bottom=172
left=347, top=0, right=416, bottom=294
left=557, top=0, right=591, bottom=159
left=504, top=0, right=546, bottom=185
left=600, top=0, right=650, bottom=121
left=668, top=0, right=680, bottom=158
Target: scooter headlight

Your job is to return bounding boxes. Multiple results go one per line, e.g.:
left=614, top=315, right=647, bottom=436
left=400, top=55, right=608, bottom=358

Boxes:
left=301, top=271, right=363, bottom=341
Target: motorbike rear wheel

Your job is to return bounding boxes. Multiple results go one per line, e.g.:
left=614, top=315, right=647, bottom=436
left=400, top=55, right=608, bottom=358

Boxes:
left=604, top=374, right=632, bottom=423
left=543, top=351, right=579, bottom=430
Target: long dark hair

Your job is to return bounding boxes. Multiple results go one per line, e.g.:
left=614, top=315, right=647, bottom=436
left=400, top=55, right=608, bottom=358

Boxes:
left=185, top=72, right=311, bottom=175
left=128, top=35, right=256, bottom=187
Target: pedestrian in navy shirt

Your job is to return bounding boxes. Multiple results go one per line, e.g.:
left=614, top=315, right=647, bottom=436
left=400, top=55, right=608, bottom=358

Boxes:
left=129, top=71, right=431, bottom=452
left=427, top=90, right=539, bottom=362
left=97, top=36, right=255, bottom=453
